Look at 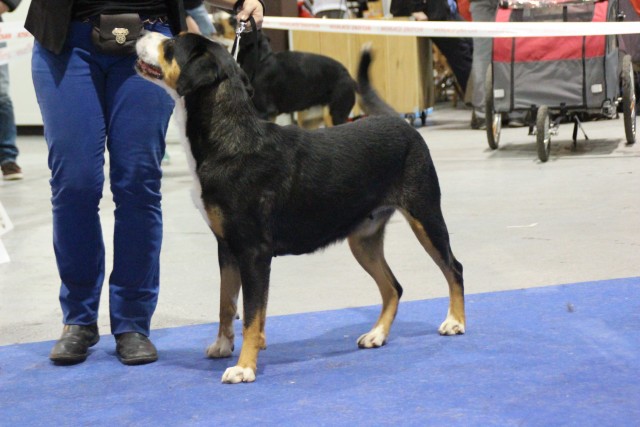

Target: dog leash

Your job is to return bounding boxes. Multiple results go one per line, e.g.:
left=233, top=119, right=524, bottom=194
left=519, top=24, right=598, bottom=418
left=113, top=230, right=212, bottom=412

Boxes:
left=231, top=20, right=247, bottom=62
left=230, top=15, right=257, bottom=63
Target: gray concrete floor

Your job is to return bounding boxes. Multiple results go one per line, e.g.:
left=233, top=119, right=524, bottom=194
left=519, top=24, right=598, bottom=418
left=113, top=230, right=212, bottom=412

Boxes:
left=1, top=103, right=639, bottom=346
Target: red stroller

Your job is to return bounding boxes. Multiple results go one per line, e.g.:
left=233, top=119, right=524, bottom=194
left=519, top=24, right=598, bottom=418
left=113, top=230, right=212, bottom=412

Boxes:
left=485, top=0, right=636, bottom=162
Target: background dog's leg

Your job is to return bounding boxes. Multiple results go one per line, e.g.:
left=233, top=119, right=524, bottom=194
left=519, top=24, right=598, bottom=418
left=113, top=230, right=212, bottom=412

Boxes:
left=206, top=240, right=241, bottom=358
left=328, top=86, right=355, bottom=126
left=221, top=249, right=272, bottom=384
left=322, top=107, right=333, bottom=128
left=348, top=214, right=402, bottom=348
left=296, top=111, right=305, bottom=128
left=402, top=210, right=465, bottom=335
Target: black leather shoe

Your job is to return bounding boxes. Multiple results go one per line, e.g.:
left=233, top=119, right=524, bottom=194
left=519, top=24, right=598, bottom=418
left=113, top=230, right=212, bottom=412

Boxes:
left=115, top=332, right=158, bottom=365
left=49, top=324, right=100, bottom=365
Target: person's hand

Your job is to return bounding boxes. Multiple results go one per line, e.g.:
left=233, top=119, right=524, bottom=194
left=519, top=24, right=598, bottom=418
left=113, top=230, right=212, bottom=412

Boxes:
left=236, top=0, right=264, bottom=30
left=0, top=2, right=9, bottom=15
left=411, top=11, right=428, bottom=21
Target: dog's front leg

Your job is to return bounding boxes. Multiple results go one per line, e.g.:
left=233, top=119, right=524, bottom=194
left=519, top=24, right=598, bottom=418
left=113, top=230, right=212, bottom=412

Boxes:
left=221, top=247, right=271, bottom=384
left=206, top=239, right=241, bottom=358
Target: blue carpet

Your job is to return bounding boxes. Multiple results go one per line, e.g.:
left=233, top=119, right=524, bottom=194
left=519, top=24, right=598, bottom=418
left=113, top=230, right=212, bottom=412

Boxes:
left=1, top=277, right=639, bottom=426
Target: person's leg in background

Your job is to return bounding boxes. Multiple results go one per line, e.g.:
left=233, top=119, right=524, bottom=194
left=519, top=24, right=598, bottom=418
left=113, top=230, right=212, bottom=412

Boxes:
left=186, top=2, right=217, bottom=38
left=431, top=36, right=473, bottom=97
left=0, top=58, right=22, bottom=180
left=469, top=0, right=497, bottom=130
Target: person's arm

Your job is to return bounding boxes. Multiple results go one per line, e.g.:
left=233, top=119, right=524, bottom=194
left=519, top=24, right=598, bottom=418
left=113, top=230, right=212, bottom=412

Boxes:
left=0, top=0, right=21, bottom=14
left=209, top=0, right=265, bottom=29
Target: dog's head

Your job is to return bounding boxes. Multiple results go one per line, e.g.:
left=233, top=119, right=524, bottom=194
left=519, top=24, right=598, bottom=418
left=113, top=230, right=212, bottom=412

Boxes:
left=136, top=31, right=253, bottom=98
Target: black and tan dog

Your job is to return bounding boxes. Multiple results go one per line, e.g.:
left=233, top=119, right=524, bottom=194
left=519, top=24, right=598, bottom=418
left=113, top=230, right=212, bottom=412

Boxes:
left=136, top=32, right=465, bottom=384
left=237, top=30, right=356, bottom=126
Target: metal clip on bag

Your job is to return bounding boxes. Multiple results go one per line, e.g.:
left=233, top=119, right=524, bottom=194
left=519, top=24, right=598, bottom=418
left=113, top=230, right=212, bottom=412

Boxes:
left=91, top=14, right=143, bottom=56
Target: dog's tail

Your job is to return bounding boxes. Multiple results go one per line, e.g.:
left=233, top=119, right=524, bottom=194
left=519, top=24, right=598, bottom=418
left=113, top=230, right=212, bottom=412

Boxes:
left=357, top=44, right=398, bottom=117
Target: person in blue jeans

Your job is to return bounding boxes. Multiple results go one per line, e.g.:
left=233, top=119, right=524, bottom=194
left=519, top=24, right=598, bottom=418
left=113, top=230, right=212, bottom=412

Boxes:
left=25, top=0, right=264, bottom=366
left=0, top=0, right=22, bottom=181
left=185, top=0, right=217, bottom=38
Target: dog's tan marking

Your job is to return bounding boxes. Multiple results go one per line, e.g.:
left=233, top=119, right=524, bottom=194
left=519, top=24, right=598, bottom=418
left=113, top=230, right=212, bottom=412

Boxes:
left=158, top=43, right=181, bottom=90
left=206, top=263, right=241, bottom=358
left=205, top=205, right=225, bottom=238
left=222, top=308, right=266, bottom=383
left=348, top=224, right=399, bottom=348
left=403, top=212, right=466, bottom=334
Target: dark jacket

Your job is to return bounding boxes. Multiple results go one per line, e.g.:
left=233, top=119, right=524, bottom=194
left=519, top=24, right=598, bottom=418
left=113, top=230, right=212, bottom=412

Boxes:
left=24, top=0, right=186, bottom=55
left=390, top=0, right=453, bottom=21
left=1, top=0, right=22, bottom=23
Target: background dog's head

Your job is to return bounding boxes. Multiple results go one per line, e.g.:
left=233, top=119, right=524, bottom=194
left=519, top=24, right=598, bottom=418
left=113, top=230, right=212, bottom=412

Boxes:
left=237, top=30, right=274, bottom=82
left=136, top=32, right=253, bottom=98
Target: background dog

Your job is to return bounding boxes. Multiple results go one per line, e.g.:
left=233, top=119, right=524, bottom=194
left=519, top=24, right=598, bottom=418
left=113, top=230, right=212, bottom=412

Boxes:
left=136, top=32, right=465, bottom=384
left=237, top=30, right=357, bottom=126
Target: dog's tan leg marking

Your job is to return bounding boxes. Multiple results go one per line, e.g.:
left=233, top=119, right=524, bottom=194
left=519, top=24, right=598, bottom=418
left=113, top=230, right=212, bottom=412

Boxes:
left=348, top=225, right=400, bottom=348
left=404, top=214, right=465, bottom=335
left=221, top=308, right=266, bottom=384
left=296, top=111, right=305, bottom=128
left=323, top=106, right=334, bottom=128
left=205, top=205, right=225, bottom=238
left=206, top=262, right=241, bottom=358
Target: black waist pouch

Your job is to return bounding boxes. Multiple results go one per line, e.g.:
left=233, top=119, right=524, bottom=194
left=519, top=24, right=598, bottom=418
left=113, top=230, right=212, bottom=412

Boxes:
left=91, top=14, right=143, bottom=56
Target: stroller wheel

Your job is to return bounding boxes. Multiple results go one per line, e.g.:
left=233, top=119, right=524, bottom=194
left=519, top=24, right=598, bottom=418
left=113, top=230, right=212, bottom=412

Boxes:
left=621, top=55, right=636, bottom=145
left=485, top=64, right=501, bottom=149
left=536, top=106, right=551, bottom=162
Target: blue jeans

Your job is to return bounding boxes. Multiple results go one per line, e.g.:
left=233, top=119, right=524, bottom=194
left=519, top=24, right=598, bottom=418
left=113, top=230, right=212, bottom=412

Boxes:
left=31, top=20, right=175, bottom=336
left=0, top=59, right=18, bottom=166
left=186, top=3, right=216, bottom=38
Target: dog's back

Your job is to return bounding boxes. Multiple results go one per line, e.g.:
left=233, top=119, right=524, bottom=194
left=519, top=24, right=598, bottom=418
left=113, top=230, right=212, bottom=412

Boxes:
left=270, top=51, right=355, bottom=114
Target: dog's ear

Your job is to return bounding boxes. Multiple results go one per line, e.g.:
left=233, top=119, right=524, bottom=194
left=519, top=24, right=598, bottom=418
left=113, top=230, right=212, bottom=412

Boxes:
left=176, top=45, right=222, bottom=96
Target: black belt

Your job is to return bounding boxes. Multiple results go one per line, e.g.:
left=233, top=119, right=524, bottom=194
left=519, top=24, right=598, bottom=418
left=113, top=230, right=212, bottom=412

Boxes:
left=80, top=15, right=169, bottom=25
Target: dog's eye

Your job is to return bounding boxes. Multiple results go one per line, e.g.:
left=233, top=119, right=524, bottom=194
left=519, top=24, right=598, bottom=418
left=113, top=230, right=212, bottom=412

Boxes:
left=163, top=39, right=175, bottom=62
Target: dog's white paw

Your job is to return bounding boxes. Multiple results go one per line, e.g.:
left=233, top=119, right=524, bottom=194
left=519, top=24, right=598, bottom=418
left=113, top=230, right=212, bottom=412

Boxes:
left=438, top=316, right=465, bottom=335
left=205, top=337, right=234, bottom=358
left=357, top=325, right=387, bottom=348
left=221, top=366, right=256, bottom=384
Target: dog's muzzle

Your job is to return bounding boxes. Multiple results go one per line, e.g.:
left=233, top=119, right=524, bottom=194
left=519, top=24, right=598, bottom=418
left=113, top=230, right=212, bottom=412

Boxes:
left=135, top=59, right=163, bottom=80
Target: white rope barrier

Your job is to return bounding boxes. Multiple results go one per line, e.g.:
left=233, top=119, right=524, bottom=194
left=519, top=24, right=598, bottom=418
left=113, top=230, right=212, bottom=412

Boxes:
left=263, top=16, right=640, bottom=38
left=0, top=21, right=34, bottom=65
left=0, top=21, right=33, bottom=42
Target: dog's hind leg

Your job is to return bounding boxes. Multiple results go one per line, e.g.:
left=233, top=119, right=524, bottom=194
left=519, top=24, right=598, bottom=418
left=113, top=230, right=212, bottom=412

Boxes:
left=206, top=239, right=242, bottom=358
left=401, top=209, right=465, bottom=335
left=348, top=208, right=402, bottom=348
left=221, top=246, right=272, bottom=384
